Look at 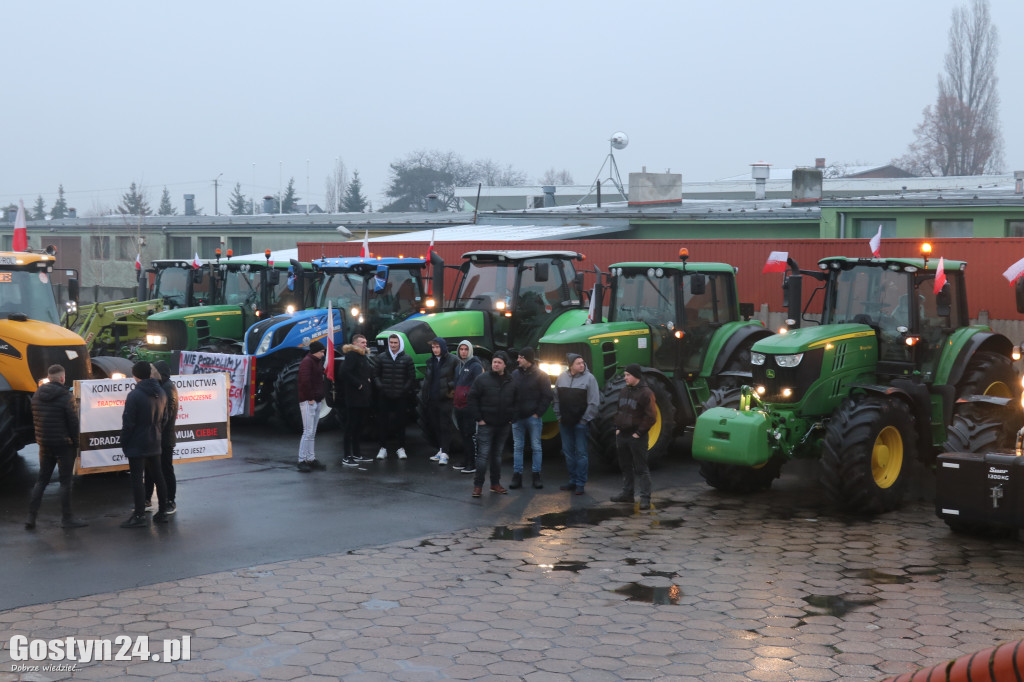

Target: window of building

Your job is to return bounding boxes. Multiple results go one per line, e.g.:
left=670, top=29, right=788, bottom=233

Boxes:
left=854, top=219, right=896, bottom=239
left=928, top=219, right=973, bottom=238
left=1007, top=221, right=1024, bottom=237
left=116, top=236, right=134, bottom=260
left=228, top=237, right=252, bottom=255
left=198, top=236, right=221, bottom=259
left=1, top=235, right=12, bottom=251
left=91, top=236, right=110, bottom=260
left=169, top=236, right=192, bottom=260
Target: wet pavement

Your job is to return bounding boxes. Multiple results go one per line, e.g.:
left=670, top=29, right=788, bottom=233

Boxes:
left=3, top=430, right=1024, bottom=680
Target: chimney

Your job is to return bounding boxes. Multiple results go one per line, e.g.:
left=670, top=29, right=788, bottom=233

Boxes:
left=792, top=168, right=823, bottom=204
left=1015, top=170, right=1024, bottom=195
left=263, top=195, right=275, bottom=213
left=750, top=162, right=771, bottom=200
left=68, top=208, right=77, bottom=219
left=5, top=207, right=15, bottom=222
left=184, top=194, right=196, bottom=216
left=815, top=157, right=826, bottom=169
left=542, top=185, right=556, bottom=207
left=425, top=194, right=441, bottom=212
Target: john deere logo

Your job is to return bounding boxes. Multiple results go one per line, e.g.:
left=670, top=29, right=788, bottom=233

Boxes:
left=766, top=369, right=776, bottom=378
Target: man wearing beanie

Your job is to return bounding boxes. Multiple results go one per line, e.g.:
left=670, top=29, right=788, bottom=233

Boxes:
left=467, top=350, right=518, bottom=497
left=509, top=346, right=552, bottom=490
left=611, top=363, right=657, bottom=510
left=120, top=361, right=168, bottom=528
left=296, top=340, right=327, bottom=473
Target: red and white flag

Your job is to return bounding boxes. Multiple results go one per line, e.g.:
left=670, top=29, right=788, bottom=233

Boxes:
left=12, top=199, right=27, bottom=252
left=934, top=257, right=947, bottom=295
left=763, top=251, right=789, bottom=274
left=324, top=301, right=335, bottom=381
left=869, top=224, right=883, bottom=257
left=135, top=253, right=142, bottom=271
left=1003, top=257, right=1024, bottom=285
left=427, top=229, right=435, bottom=262
left=426, top=230, right=436, bottom=295
left=360, top=230, right=370, bottom=258
left=585, top=284, right=597, bottom=324
left=192, top=252, right=200, bottom=269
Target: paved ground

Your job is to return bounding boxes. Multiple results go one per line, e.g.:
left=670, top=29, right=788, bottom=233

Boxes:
left=3, top=455, right=1024, bottom=681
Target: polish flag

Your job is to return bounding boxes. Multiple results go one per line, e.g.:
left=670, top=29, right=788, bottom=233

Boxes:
left=1003, top=256, right=1024, bottom=285
left=869, top=224, right=883, bottom=257
left=324, top=301, right=335, bottom=381
left=426, top=229, right=436, bottom=295
left=763, top=251, right=789, bottom=274
left=135, top=253, right=142, bottom=271
left=12, top=200, right=27, bottom=252
left=192, top=252, right=200, bottom=269
left=934, top=257, right=947, bottom=295
left=426, top=229, right=435, bottom=262
left=360, top=230, right=370, bottom=258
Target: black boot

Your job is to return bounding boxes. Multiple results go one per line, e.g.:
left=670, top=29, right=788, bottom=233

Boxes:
left=61, top=517, right=88, bottom=528
left=24, top=512, right=37, bottom=530
left=120, top=513, right=148, bottom=528
left=610, top=491, right=634, bottom=503
left=509, top=472, right=523, bottom=489
left=532, top=472, right=543, bottom=489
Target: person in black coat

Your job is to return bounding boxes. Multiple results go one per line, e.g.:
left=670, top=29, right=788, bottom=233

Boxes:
left=145, top=360, right=179, bottom=514
left=467, top=351, right=518, bottom=497
left=339, top=334, right=374, bottom=467
left=421, top=337, right=457, bottom=465
left=509, top=346, right=553, bottom=490
left=25, top=364, right=86, bottom=530
left=373, top=333, right=415, bottom=460
left=120, top=361, right=168, bottom=528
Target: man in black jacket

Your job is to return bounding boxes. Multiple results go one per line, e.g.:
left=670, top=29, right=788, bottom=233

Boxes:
left=421, top=337, right=457, bottom=465
left=509, top=346, right=552, bottom=490
left=339, top=334, right=374, bottom=467
left=467, top=351, right=518, bottom=497
left=25, top=364, right=86, bottom=530
left=145, top=360, right=179, bottom=514
left=374, top=333, right=414, bottom=460
left=120, top=361, right=168, bottom=528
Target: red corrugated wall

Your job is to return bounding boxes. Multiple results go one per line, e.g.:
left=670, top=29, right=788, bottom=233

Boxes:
left=298, top=238, right=1024, bottom=320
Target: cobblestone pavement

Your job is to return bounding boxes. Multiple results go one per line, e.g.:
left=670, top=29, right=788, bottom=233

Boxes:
left=3, top=474, right=1024, bottom=682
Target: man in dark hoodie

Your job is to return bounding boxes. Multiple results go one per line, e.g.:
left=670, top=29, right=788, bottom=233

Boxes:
left=452, top=340, right=483, bottom=472
left=509, top=346, right=552, bottom=490
left=612, top=363, right=657, bottom=510
left=145, top=360, right=179, bottom=514
left=120, top=360, right=168, bottom=528
left=422, top=337, right=457, bottom=465
left=25, top=364, right=86, bottom=530
left=553, top=353, right=599, bottom=495
left=467, top=351, right=517, bottom=497
left=339, top=334, right=374, bottom=467
left=374, top=333, right=414, bottom=460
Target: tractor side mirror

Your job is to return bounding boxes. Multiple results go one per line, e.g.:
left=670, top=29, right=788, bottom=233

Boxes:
left=533, top=262, right=549, bottom=283
left=783, top=273, right=803, bottom=325
left=1016, top=278, right=1024, bottom=314
left=192, top=268, right=205, bottom=284
left=574, top=272, right=585, bottom=299
left=935, top=285, right=951, bottom=317
left=67, top=277, right=79, bottom=304
left=266, top=269, right=281, bottom=286
left=690, top=274, right=706, bottom=296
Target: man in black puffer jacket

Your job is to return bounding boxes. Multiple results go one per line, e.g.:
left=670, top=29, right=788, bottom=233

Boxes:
left=25, top=364, right=85, bottom=530
left=421, top=337, right=457, bottom=465
left=467, top=351, right=518, bottom=497
left=120, top=361, right=168, bottom=528
left=373, top=333, right=415, bottom=460
left=145, top=360, right=179, bottom=515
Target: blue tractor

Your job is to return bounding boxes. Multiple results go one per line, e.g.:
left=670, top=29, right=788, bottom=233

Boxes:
left=243, top=254, right=442, bottom=432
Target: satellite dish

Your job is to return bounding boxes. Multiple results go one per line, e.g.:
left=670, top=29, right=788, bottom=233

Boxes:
left=610, top=132, right=629, bottom=150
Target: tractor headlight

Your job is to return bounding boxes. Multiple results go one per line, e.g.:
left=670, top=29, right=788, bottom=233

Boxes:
left=350, top=306, right=360, bottom=318
left=286, top=304, right=296, bottom=314
left=775, top=353, right=804, bottom=368
left=495, top=300, right=506, bottom=311
left=539, top=362, right=566, bottom=377
left=425, top=298, right=436, bottom=309
left=256, top=332, right=274, bottom=355
left=750, top=352, right=766, bottom=366
left=146, top=334, right=167, bottom=345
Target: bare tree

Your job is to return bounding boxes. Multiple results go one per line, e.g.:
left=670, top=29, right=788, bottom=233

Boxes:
left=539, top=168, right=575, bottom=185
left=474, top=159, right=528, bottom=187
left=894, top=0, right=1002, bottom=176
left=324, top=158, right=348, bottom=212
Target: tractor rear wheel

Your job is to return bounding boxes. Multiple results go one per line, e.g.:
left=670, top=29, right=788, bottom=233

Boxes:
left=0, top=393, right=24, bottom=480
left=590, top=373, right=676, bottom=471
left=821, top=395, right=916, bottom=514
left=697, top=387, right=782, bottom=493
left=940, top=413, right=1014, bottom=537
left=273, top=360, right=339, bottom=433
left=713, top=346, right=752, bottom=391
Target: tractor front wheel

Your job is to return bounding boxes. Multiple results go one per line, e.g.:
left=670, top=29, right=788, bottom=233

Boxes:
left=697, top=387, right=782, bottom=493
left=940, top=413, right=1013, bottom=537
left=273, top=360, right=339, bottom=433
left=821, top=395, right=916, bottom=515
left=955, top=350, right=1020, bottom=447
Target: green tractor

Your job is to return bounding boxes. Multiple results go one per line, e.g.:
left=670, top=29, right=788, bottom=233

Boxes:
left=136, top=250, right=317, bottom=364
left=535, top=250, right=773, bottom=467
left=692, top=249, right=1021, bottom=514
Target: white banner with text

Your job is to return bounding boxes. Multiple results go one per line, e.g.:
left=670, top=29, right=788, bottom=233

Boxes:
left=178, top=351, right=252, bottom=416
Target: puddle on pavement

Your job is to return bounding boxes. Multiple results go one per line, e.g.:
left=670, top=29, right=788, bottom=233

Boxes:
left=537, top=561, right=589, bottom=573
left=641, top=569, right=679, bottom=579
left=491, top=505, right=684, bottom=541
left=614, top=582, right=682, bottom=605
left=849, top=568, right=913, bottom=584
left=802, top=593, right=879, bottom=617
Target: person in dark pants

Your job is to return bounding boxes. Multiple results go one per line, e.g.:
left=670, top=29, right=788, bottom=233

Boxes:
left=25, top=364, right=86, bottom=530
left=422, top=337, right=457, bottom=465
left=297, top=340, right=328, bottom=472
left=374, top=334, right=415, bottom=460
left=467, top=351, right=518, bottom=498
left=452, top=340, right=483, bottom=473
left=611, top=363, right=657, bottom=510
left=145, top=360, right=179, bottom=514
left=120, top=360, right=168, bottom=528
left=509, top=346, right=552, bottom=490
left=553, top=353, right=600, bottom=495
left=339, top=334, right=374, bottom=467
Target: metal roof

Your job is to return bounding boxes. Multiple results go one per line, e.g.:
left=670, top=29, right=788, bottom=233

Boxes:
left=464, top=250, right=583, bottom=261
left=369, top=223, right=624, bottom=241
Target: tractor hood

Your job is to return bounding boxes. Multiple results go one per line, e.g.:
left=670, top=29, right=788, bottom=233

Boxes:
left=148, top=304, right=244, bottom=323
left=538, top=320, right=648, bottom=346
left=0, top=318, right=87, bottom=347
left=751, top=323, right=876, bottom=355
left=376, top=311, right=486, bottom=357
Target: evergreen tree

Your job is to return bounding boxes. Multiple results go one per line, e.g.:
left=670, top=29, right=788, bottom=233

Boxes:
left=32, top=195, right=46, bottom=220
left=281, top=177, right=299, bottom=213
left=158, top=187, right=177, bottom=216
left=50, top=185, right=68, bottom=219
left=341, top=170, right=368, bottom=213
left=228, top=183, right=249, bottom=215
left=117, top=182, right=151, bottom=216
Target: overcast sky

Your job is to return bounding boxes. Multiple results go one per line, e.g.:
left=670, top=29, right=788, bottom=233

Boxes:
left=3, top=0, right=1022, bottom=217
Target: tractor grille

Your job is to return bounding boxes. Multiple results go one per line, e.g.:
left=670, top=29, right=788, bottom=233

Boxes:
left=751, top=348, right=824, bottom=404
left=147, top=319, right=187, bottom=351
left=246, top=317, right=280, bottom=354
left=28, top=344, right=91, bottom=383
left=538, top=342, right=591, bottom=372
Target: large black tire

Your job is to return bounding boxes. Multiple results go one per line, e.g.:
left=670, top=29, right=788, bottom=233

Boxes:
left=940, top=413, right=1014, bottom=537
left=589, top=373, right=676, bottom=471
left=273, top=360, right=339, bottom=434
left=954, top=350, right=1020, bottom=447
left=712, top=346, right=752, bottom=391
left=0, top=393, right=24, bottom=481
left=698, top=387, right=782, bottom=493
left=90, top=355, right=135, bottom=379
left=821, top=395, right=916, bottom=514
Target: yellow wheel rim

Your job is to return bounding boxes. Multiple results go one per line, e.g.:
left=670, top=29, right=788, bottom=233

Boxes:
left=542, top=421, right=560, bottom=440
left=872, top=425, right=903, bottom=489
left=984, top=380, right=1013, bottom=399
left=647, top=404, right=663, bottom=450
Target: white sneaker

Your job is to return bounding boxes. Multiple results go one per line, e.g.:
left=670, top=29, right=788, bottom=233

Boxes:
left=375, top=447, right=387, bottom=460
left=144, top=497, right=157, bottom=512
left=397, top=448, right=408, bottom=460
left=438, top=453, right=449, bottom=465
left=429, top=449, right=441, bottom=461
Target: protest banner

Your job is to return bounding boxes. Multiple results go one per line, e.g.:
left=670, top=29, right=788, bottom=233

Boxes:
left=178, top=350, right=253, bottom=416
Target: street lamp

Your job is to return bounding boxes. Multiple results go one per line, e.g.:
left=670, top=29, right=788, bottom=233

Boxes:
left=213, top=173, right=224, bottom=215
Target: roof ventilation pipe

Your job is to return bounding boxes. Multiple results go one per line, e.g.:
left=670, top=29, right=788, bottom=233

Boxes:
left=184, top=194, right=196, bottom=216
left=1015, top=170, right=1023, bottom=195
left=751, top=162, right=771, bottom=200
left=426, top=194, right=441, bottom=212
left=542, top=185, right=556, bottom=207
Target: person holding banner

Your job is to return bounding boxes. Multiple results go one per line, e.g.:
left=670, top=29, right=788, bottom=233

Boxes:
left=25, top=364, right=86, bottom=530
left=297, top=341, right=328, bottom=473
left=120, top=361, right=169, bottom=528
